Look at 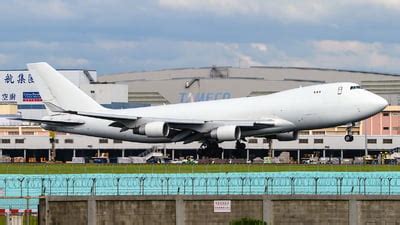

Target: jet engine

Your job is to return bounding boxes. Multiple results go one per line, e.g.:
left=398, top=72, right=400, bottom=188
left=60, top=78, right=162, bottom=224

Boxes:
left=210, top=125, right=241, bottom=141
left=134, top=121, right=170, bottom=137
left=274, top=131, right=298, bottom=141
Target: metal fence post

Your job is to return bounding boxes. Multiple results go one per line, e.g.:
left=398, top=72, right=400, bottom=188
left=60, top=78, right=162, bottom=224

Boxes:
left=116, top=178, right=120, bottom=196
left=205, top=178, right=208, bottom=194
left=249, top=177, right=252, bottom=193
left=191, top=177, right=195, bottom=195
left=227, top=178, right=231, bottom=195
left=290, top=177, right=295, bottom=195
left=240, top=177, right=245, bottom=195
left=166, top=177, right=170, bottom=195
left=18, top=178, right=24, bottom=197
left=66, top=178, right=70, bottom=196
left=388, top=178, right=392, bottom=195
left=363, top=178, right=367, bottom=195
left=3, top=179, right=6, bottom=197
left=72, top=179, right=75, bottom=195
left=41, top=178, right=45, bottom=196
left=26, top=179, right=30, bottom=197
left=314, top=177, right=319, bottom=195
left=91, top=178, right=96, bottom=196
left=216, top=177, right=220, bottom=195
left=336, top=177, right=343, bottom=195
left=49, top=179, right=52, bottom=196
left=183, top=178, right=187, bottom=195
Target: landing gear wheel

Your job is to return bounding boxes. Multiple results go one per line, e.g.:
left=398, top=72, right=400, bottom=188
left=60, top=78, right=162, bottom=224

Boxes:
left=344, top=122, right=355, bottom=142
left=344, top=134, right=354, bottom=142
left=235, top=140, right=246, bottom=150
left=198, top=141, right=219, bottom=159
left=233, top=141, right=246, bottom=158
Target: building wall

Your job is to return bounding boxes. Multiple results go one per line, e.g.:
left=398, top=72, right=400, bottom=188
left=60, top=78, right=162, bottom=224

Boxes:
left=0, top=69, right=128, bottom=118
left=362, top=106, right=400, bottom=136
left=40, top=195, right=400, bottom=225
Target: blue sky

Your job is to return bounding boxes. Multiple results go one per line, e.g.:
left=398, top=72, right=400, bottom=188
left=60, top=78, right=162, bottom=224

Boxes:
left=1, top=0, right=400, bottom=75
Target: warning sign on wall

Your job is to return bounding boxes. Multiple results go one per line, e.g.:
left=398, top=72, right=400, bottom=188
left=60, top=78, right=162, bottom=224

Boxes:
left=214, top=200, right=231, bottom=213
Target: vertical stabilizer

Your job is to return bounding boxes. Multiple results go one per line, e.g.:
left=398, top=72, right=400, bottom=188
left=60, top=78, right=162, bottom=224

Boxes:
left=27, top=62, right=104, bottom=112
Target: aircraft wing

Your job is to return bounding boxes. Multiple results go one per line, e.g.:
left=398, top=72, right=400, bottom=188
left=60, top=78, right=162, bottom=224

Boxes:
left=44, top=102, right=285, bottom=129
left=54, top=109, right=295, bottom=143
left=61, top=110, right=284, bottom=128
left=11, top=117, right=85, bottom=126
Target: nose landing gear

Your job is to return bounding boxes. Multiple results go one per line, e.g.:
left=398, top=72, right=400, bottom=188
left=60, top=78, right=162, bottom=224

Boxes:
left=344, top=123, right=355, bottom=142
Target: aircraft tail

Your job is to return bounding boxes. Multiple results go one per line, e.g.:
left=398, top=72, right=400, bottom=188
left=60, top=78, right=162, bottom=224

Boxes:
left=27, top=62, right=104, bottom=112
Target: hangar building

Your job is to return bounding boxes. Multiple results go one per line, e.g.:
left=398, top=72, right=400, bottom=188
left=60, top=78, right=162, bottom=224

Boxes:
left=98, top=66, right=400, bottom=106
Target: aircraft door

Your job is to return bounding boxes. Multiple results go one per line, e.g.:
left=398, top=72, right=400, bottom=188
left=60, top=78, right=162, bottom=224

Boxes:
left=338, top=86, right=343, bottom=95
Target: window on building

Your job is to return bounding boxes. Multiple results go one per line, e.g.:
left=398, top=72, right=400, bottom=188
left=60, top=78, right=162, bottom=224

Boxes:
left=299, top=139, right=308, bottom=144
left=383, top=139, right=393, bottom=144
left=15, top=139, right=24, bottom=144
left=64, top=139, right=74, bottom=144
left=99, top=139, right=108, bottom=144
left=22, top=131, right=34, bottom=135
left=298, top=131, right=309, bottom=135
left=312, top=131, right=325, bottom=135
left=248, top=139, right=258, bottom=144
left=8, top=131, right=19, bottom=135
left=383, top=127, right=389, bottom=130
left=113, top=139, right=123, bottom=144
left=383, top=112, right=389, bottom=116
left=263, top=139, right=271, bottom=143
left=1, top=139, right=10, bottom=144
left=367, top=139, right=377, bottom=144
left=314, top=139, right=324, bottom=144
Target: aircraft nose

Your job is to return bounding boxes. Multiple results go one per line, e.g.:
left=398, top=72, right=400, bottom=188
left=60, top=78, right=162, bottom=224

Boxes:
left=372, top=94, right=388, bottom=111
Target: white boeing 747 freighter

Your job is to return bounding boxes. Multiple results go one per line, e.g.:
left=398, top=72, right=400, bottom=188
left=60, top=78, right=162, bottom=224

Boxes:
left=17, top=62, right=388, bottom=155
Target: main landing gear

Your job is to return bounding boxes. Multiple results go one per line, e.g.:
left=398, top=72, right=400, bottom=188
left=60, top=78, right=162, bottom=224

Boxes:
left=235, top=140, right=246, bottom=150
left=344, top=123, right=355, bottom=142
left=198, top=141, right=222, bottom=158
left=197, top=140, right=247, bottom=159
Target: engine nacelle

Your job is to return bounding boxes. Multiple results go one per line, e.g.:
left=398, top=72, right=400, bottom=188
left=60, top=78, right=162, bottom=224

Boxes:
left=135, top=122, right=170, bottom=137
left=210, top=125, right=241, bottom=141
left=274, top=131, right=298, bottom=141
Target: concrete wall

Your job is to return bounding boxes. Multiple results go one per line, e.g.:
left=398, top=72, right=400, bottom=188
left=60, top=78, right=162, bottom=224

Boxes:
left=39, top=195, right=400, bottom=225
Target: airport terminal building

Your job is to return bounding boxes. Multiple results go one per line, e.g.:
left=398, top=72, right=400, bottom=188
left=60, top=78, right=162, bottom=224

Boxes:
left=2, top=66, right=400, bottom=162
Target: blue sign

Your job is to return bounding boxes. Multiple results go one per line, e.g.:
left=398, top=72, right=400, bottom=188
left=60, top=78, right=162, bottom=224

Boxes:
left=23, top=92, right=42, bottom=102
left=179, top=92, right=231, bottom=103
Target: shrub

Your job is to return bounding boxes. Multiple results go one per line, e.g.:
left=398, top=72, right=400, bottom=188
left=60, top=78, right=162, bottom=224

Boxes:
left=230, top=217, right=267, bottom=225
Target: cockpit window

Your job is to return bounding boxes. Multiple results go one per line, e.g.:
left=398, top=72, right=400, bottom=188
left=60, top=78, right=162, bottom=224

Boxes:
left=350, top=86, right=361, bottom=90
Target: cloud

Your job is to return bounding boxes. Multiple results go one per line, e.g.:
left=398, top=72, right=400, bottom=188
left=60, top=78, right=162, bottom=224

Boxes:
left=307, top=40, right=400, bottom=71
left=313, top=40, right=382, bottom=54
left=2, top=38, right=400, bottom=74
left=0, top=54, right=12, bottom=65
left=95, top=40, right=137, bottom=51
left=158, top=0, right=331, bottom=23
left=49, top=57, right=90, bottom=67
left=1, top=0, right=75, bottom=20
left=251, top=43, right=268, bottom=52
